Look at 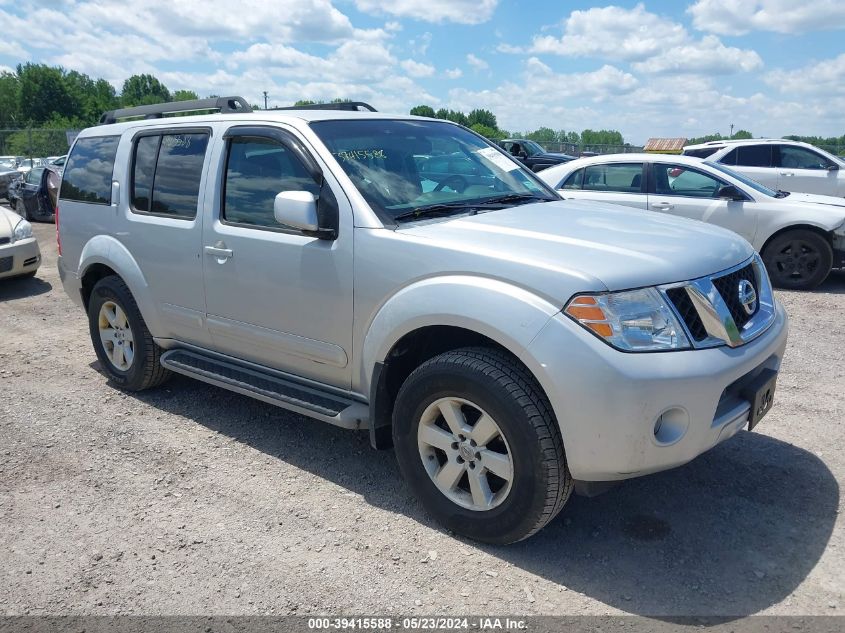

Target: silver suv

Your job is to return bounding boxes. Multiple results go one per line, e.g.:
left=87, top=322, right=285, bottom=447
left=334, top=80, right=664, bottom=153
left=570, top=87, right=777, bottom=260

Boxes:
left=57, top=97, right=788, bottom=543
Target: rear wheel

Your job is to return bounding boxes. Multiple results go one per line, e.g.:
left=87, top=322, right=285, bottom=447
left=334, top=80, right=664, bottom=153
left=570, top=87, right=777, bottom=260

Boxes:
left=762, top=229, right=832, bottom=290
left=87, top=276, right=171, bottom=391
left=393, top=347, right=572, bottom=544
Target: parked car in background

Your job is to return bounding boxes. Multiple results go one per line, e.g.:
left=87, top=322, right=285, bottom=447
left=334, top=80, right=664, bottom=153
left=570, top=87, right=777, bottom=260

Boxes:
left=498, top=139, right=576, bottom=172
left=0, top=158, right=20, bottom=199
left=49, top=155, right=67, bottom=170
left=683, top=139, right=845, bottom=198
left=539, top=154, right=845, bottom=289
left=15, top=157, right=45, bottom=175
left=7, top=165, right=59, bottom=222
left=0, top=204, right=40, bottom=279
left=56, top=97, right=788, bottom=543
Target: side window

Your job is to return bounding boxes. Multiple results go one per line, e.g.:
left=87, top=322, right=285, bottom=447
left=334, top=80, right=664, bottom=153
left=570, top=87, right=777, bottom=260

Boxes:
left=559, top=168, right=584, bottom=189
left=223, top=136, right=321, bottom=229
left=26, top=167, right=44, bottom=185
left=654, top=164, right=724, bottom=198
left=777, top=145, right=831, bottom=170
left=724, top=145, right=772, bottom=168
left=59, top=136, right=120, bottom=204
left=582, top=163, right=643, bottom=193
left=131, top=132, right=210, bottom=219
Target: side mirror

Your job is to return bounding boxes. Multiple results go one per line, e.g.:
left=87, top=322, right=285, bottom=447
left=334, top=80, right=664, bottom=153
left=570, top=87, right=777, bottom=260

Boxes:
left=827, top=164, right=839, bottom=172
left=716, top=184, right=745, bottom=201
left=518, top=151, right=528, bottom=159
left=274, top=191, right=319, bottom=232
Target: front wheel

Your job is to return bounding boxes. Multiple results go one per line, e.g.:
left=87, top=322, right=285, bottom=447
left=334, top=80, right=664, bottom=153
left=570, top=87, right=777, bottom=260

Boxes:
left=393, top=347, right=572, bottom=544
left=762, top=229, right=832, bottom=290
left=87, top=276, right=171, bottom=391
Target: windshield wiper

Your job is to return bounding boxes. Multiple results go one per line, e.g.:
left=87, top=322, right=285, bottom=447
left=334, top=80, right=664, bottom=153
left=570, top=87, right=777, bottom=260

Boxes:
left=393, top=203, right=475, bottom=223
left=471, top=193, right=552, bottom=206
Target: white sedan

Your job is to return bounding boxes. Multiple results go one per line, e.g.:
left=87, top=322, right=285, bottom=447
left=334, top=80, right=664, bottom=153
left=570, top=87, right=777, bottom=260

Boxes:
left=0, top=204, right=40, bottom=280
left=538, top=154, right=845, bottom=290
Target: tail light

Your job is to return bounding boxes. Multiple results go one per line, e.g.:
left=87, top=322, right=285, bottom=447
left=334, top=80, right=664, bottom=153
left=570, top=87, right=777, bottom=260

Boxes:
left=55, top=205, right=61, bottom=256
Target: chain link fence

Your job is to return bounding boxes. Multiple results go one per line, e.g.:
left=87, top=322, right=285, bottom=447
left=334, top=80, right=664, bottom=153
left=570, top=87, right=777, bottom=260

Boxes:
left=0, top=128, right=74, bottom=159
left=542, top=143, right=645, bottom=155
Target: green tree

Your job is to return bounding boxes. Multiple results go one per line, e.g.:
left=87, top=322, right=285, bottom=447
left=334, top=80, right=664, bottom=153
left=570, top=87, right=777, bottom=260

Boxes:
left=470, top=123, right=505, bottom=141
left=731, top=129, right=753, bottom=140
left=580, top=128, right=624, bottom=146
left=294, top=100, right=317, bottom=106
left=0, top=71, right=20, bottom=125
left=467, top=108, right=497, bottom=129
left=410, top=104, right=436, bottom=117
left=172, top=89, right=199, bottom=102
left=526, top=127, right=557, bottom=144
left=121, top=74, right=170, bottom=107
left=434, top=108, right=469, bottom=126
left=17, top=63, right=74, bottom=124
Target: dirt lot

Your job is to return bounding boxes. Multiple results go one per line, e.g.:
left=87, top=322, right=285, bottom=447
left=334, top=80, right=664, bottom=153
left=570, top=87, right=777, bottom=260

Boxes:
left=1, top=217, right=843, bottom=617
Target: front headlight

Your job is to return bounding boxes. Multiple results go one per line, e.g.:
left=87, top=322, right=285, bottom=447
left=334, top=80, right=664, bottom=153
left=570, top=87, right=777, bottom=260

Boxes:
left=564, top=287, right=691, bottom=351
left=12, top=218, right=33, bottom=242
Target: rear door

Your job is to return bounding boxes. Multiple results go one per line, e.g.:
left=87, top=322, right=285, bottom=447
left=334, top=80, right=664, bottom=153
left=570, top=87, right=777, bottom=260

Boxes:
left=556, top=162, right=647, bottom=209
left=20, top=167, right=44, bottom=216
left=774, top=144, right=839, bottom=196
left=648, top=162, right=757, bottom=242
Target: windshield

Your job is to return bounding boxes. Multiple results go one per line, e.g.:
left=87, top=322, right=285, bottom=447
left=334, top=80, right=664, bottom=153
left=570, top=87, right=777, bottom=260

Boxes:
left=523, top=140, right=545, bottom=156
left=310, top=120, right=556, bottom=224
left=705, top=161, right=780, bottom=197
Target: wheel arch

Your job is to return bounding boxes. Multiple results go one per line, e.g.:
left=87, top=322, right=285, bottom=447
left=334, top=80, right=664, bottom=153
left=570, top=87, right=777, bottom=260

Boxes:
left=360, top=275, right=562, bottom=448
left=758, top=222, right=834, bottom=255
left=77, top=235, right=163, bottom=336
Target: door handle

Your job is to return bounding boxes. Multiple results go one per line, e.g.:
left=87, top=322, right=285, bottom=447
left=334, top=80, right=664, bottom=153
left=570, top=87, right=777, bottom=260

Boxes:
left=650, top=202, right=674, bottom=210
left=780, top=172, right=794, bottom=177
left=204, top=245, right=233, bottom=259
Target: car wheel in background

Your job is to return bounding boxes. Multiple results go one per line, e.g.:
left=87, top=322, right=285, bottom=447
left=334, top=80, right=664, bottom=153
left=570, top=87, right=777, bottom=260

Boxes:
left=762, top=229, right=833, bottom=290
left=392, top=347, right=572, bottom=544
left=87, top=276, right=171, bottom=391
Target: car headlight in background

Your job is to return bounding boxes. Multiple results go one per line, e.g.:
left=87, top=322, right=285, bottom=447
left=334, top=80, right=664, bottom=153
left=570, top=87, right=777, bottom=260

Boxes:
left=12, top=218, right=33, bottom=243
left=565, top=287, right=691, bottom=351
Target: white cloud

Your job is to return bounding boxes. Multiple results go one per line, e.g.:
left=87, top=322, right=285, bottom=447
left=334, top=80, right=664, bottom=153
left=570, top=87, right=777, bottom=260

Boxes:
left=765, top=53, right=845, bottom=96
left=354, top=0, right=498, bottom=24
left=400, top=59, right=435, bottom=78
left=632, top=35, right=763, bottom=74
left=689, top=0, right=845, bottom=35
left=466, top=53, right=489, bottom=70
left=445, top=68, right=463, bottom=79
left=528, top=4, right=686, bottom=60
left=513, top=4, right=761, bottom=78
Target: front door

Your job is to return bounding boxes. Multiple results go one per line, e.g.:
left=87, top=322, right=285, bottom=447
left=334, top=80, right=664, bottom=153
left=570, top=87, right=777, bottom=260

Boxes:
left=775, top=144, right=839, bottom=196
left=649, top=162, right=757, bottom=243
left=202, top=126, right=354, bottom=388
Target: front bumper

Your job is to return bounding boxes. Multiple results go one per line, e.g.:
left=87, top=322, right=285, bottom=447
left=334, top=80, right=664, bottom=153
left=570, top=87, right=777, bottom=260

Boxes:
left=0, top=237, right=41, bottom=279
left=525, top=299, right=789, bottom=481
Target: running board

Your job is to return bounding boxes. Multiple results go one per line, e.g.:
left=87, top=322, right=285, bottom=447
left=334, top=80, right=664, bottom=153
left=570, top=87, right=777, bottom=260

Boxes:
left=160, top=349, right=368, bottom=430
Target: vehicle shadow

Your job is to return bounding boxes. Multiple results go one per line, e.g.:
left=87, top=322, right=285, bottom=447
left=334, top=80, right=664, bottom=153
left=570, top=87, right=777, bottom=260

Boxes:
left=131, top=375, right=838, bottom=619
left=816, top=269, right=845, bottom=294
left=0, top=274, right=52, bottom=301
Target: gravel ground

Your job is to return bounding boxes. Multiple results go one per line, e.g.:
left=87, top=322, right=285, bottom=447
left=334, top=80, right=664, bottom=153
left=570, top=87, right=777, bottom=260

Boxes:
left=1, top=218, right=843, bottom=617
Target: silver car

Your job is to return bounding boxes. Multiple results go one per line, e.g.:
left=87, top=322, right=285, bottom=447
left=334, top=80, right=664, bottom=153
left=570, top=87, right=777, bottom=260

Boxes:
left=56, top=98, right=788, bottom=543
left=0, top=205, right=40, bottom=279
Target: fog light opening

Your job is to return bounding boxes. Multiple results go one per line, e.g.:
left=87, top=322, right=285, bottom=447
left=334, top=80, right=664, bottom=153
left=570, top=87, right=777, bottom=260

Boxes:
left=653, top=407, right=689, bottom=446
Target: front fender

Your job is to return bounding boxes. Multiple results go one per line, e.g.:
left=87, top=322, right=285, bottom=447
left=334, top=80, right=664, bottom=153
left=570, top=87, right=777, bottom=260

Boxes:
left=78, top=234, right=164, bottom=336
left=358, top=274, right=562, bottom=394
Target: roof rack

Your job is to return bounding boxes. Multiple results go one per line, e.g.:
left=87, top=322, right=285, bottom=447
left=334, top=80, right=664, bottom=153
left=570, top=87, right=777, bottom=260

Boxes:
left=99, top=96, right=252, bottom=125
left=274, top=101, right=377, bottom=112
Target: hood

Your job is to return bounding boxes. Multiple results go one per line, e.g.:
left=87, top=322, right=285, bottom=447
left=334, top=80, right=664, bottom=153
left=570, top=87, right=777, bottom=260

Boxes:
left=401, top=200, right=753, bottom=292
left=783, top=192, right=845, bottom=209
left=0, top=206, right=20, bottom=238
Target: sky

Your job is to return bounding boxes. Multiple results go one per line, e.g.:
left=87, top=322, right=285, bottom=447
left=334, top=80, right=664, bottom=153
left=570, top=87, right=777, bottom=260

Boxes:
left=1, top=0, right=844, bottom=143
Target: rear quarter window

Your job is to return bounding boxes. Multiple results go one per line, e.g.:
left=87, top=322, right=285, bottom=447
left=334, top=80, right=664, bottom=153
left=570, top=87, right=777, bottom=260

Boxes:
left=59, top=136, right=120, bottom=204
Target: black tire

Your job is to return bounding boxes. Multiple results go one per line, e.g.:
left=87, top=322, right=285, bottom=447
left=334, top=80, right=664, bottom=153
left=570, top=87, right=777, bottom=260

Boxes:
left=87, top=275, right=171, bottom=391
left=762, top=229, right=833, bottom=290
left=393, top=347, right=572, bottom=544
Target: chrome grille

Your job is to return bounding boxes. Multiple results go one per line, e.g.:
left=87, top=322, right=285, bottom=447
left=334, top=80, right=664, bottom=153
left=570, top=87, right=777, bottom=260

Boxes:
left=712, top=263, right=757, bottom=329
left=663, top=255, right=775, bottom=349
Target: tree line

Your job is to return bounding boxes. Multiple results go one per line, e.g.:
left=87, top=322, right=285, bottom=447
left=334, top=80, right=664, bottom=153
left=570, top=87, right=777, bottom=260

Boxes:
left=409, top=104, right=627, bottom=147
